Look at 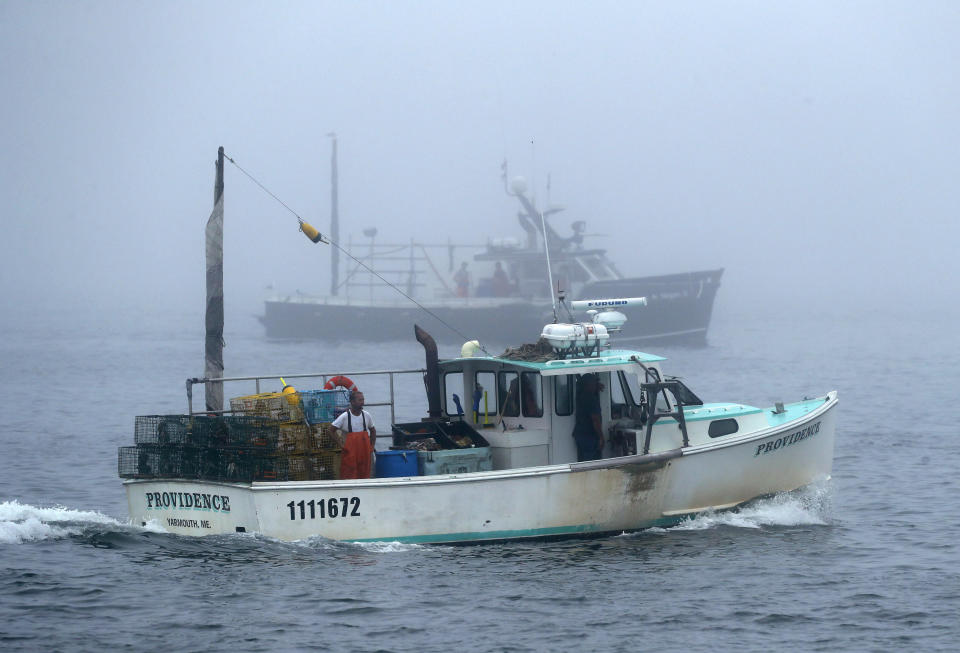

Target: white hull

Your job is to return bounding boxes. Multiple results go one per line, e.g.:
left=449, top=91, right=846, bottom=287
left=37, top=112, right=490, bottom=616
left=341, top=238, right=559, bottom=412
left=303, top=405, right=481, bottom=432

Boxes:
left=125, top=393, right=837, bottom=543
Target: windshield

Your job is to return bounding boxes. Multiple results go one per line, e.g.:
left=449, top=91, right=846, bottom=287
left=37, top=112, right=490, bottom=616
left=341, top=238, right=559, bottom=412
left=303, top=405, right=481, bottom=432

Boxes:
left=579, top=255, right=614, bottom=280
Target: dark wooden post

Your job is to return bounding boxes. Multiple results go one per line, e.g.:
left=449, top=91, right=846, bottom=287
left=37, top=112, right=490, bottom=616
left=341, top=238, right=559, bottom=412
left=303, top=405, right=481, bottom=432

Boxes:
left=205, top=146, right=225, bottom=412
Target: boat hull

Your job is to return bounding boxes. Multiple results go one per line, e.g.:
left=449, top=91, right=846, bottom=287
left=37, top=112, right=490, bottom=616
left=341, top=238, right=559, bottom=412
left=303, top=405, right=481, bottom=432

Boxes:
left=261, top=269, right=723, bottom=345
left=125, top=392, right=836, bottom=543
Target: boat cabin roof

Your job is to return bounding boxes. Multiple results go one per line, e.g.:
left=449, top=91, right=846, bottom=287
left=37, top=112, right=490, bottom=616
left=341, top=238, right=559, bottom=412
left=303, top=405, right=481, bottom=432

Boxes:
left=439, top=349, right=666, bottom=377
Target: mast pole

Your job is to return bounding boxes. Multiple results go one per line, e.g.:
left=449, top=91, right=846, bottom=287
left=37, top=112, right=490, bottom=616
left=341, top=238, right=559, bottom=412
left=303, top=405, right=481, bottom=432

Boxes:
left=329, top=133, right=339, bottom=296
left=539, top=207, right=558, bottom=323
left=204, top=146, right=225, bottom=412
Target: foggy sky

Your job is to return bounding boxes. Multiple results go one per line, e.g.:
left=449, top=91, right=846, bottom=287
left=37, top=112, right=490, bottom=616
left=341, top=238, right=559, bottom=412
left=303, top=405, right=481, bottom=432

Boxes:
left=1, top=1, right=958, bottom=324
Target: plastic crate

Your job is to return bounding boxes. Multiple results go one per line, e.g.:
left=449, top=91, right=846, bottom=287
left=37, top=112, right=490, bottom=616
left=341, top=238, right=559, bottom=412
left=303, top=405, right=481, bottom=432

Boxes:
left=391, top=422, right=457, bottom=449
left=376, top=450, right=419, bottom=477
left=417, top=447, right=493, bottom=476
left=438, top=420, right=490, bottom=448
left=300, top=389, right=350, bottom=425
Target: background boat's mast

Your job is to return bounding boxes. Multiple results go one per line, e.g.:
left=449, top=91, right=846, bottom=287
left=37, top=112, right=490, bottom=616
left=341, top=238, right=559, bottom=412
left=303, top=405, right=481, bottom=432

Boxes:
left=329, top=133, right=339, bottom=296
left=204, top=146, right=225, bottom=412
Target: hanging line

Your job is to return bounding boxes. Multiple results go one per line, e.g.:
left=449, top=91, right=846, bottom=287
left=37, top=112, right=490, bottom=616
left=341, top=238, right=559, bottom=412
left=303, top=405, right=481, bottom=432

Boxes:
left=222, top=152, right=490, bottom=355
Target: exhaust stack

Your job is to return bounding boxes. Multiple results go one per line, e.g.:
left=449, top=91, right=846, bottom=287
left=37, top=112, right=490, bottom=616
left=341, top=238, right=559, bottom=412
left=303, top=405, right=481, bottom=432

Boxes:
left=414, top=324, right=443, bottom=419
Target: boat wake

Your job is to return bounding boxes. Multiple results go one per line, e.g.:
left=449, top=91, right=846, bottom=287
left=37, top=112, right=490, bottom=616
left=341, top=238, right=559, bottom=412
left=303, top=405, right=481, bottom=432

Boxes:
left=292, top=533, right=425, bottom=553
left=349, top=540, right=426, bottom=553
left=668, top=482, right=833, bottom=531
left=0, top=500, right=160, bottom=545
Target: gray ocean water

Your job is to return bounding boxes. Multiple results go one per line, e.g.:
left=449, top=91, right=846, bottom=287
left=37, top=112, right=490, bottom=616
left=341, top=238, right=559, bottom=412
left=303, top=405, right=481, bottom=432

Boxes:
left=1, top=301, right=958, bottom=652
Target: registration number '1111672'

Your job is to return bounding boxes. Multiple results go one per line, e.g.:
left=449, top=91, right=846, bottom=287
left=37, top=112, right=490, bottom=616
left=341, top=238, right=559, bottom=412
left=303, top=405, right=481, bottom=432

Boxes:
left=286, top=498, right=360, bottom=520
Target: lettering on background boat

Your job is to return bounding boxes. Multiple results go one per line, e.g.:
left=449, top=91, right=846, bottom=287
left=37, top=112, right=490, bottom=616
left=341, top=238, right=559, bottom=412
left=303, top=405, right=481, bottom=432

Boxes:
left=166, top=518, right=212, bottom=529
left=753, top=421, right=821, bottom=457
left=144, top=492, right=232, bottom=512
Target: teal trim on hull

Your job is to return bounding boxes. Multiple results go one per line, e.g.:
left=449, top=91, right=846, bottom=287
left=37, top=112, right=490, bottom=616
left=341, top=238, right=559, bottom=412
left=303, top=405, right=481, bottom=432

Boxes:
left=346, top=515, right=688, bottom=544
left=764, top=397, right=827, bottom=427
left=650, top=397, right=827, bottom=427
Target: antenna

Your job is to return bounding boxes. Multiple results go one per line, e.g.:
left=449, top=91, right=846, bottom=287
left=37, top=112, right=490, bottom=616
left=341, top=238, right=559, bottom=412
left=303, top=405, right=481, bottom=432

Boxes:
left=539, top=206, right=558, bottom=322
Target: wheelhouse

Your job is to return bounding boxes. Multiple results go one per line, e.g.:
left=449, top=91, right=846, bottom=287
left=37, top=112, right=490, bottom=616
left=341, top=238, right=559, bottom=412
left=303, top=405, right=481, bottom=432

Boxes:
left=440, top=349, right=693, bottom=468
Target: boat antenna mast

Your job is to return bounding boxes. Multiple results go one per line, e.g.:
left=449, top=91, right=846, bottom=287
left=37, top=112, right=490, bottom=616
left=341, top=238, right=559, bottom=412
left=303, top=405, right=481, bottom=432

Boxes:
left=504, top=157, right=559, bottom=323
left=539, top=205, right=559, bottom=323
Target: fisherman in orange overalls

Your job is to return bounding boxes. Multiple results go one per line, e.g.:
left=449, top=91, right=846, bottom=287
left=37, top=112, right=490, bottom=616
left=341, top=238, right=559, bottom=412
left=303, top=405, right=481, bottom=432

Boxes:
left=332, top=390, right=376, bottom=479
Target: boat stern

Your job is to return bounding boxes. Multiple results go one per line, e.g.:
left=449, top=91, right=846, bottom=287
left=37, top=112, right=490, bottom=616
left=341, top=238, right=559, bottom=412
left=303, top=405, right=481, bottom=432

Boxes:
left=125, top=479, right=257, bottom=536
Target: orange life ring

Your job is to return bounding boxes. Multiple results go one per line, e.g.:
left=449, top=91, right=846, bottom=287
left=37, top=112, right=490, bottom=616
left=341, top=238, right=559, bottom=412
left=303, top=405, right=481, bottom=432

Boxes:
left=324, top=375, right=358, bottom=393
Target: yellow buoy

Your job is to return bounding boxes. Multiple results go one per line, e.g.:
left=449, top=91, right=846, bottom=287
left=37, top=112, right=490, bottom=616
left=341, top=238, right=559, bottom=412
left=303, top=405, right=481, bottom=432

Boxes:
left=299, top=220, right=326, bottom=244
left=280, top=378, right=298, bottom=405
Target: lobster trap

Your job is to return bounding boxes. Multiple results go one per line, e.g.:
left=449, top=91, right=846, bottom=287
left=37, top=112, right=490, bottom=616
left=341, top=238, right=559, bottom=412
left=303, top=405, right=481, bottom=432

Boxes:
left=134, top=415, right=279, bottom=449
left=122, top=412, right=344, bottom=483
left=229, top=392, right=304, bottom=422
left=270, top=450, right=342, bottom=481
left=118, top=444, right=281, bottom=482
left=299, top=388, right=350, bottom=425
left=277, top=421, right=341, bottom=453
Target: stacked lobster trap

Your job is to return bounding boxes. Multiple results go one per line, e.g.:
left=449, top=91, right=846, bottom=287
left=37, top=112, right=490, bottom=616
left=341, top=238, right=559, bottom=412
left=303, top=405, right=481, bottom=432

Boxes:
left=118, top=387, right=351, bottom=483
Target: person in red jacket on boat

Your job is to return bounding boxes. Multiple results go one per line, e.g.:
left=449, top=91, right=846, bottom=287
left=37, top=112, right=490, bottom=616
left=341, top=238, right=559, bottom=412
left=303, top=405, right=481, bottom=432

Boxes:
left=332, top=390, right=377, bottom=479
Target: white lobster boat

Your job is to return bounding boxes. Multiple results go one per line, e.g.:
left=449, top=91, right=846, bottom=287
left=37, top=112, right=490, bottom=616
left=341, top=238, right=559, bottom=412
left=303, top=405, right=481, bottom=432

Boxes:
left=123, top=151, right=836, bottom=543
left=122, top=312, right=838, bottom=544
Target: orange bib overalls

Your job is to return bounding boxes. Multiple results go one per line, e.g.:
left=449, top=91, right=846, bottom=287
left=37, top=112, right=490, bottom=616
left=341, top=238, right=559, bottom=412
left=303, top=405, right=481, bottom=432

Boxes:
left=340, top=411, right=373, bottom=479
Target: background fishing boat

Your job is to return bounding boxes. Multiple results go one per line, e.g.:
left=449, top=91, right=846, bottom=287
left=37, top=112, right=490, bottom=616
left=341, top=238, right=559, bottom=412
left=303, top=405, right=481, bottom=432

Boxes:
left=261, top=142, right=723, bottom=346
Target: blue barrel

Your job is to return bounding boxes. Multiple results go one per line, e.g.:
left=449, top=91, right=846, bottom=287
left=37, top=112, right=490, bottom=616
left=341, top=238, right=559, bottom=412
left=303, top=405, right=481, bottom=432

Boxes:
left=375, top=449, right=419, bottom=478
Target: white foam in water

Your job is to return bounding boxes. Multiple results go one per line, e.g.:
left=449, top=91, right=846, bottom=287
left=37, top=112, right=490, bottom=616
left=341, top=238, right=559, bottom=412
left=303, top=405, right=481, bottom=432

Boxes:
left=0, top=500, right=130, bottom=544
left=295, top=533, right=425, bottom=553
left=671, top=483, right=831, bottom=532
left=140, top=518, right=169, bottom=534
left=351, top=540, right=425, bottom=553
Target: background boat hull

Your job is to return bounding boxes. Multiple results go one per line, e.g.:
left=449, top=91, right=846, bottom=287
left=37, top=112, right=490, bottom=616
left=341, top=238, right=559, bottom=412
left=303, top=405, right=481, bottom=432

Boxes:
left=261, top=269, right=724, bottom=345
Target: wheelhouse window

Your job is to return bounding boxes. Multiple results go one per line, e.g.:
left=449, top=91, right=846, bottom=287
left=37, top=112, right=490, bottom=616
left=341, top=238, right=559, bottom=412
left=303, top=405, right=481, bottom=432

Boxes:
left=475, top=371, right=497, bottom=421
left=610, top=371, right=635, bottom=419
left=580, top=255, right=614, bottom=280
left=520, top=372, right=543, bottom=417
left=623, top=371, right=643, bottom=406
left=555, top=374, right=574, bottom=416
left=443, top=371, right=465, bottom=418
left=498, top=371, right=520, bottom=417
left=708, top=419, right=739, bottom=438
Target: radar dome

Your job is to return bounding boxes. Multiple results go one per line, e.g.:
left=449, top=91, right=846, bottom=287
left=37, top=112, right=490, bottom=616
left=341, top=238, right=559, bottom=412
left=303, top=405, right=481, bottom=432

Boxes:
left=509, top=176, right=528, bottom=194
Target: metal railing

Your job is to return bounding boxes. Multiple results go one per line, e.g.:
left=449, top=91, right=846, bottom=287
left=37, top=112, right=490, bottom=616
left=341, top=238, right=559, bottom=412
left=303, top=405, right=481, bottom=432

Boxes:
left=186, top=368, right=427, bottom=435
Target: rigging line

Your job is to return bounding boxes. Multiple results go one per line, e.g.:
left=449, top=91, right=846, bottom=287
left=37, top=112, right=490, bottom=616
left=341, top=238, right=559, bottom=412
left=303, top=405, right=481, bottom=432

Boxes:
left=223, top=153, right=306, bottom=222
left=326, top=239, right=491, bottom=355
left=223, top=152, right=490, bottom=355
